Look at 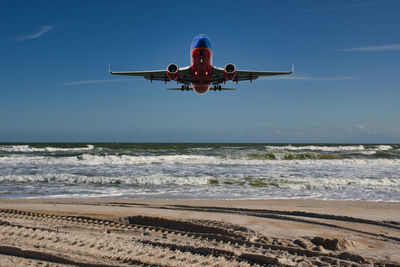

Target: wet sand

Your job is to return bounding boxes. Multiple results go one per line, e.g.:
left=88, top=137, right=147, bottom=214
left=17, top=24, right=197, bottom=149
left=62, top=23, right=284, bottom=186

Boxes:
left=0, top=198, right=399, bottom=266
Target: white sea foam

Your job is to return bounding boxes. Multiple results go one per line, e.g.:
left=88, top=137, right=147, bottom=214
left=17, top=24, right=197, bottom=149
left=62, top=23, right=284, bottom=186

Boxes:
left=265, top=145, right=364, bottom=151
left=1, top=173, right=399, bottom=202
left=0, top=154, right=221, bottom=166
left=0, top=173, right=210, bottom=185
left=0, top=144, right=94, bottom=152
left=76, top=154, right=220, bottom=165
left=265, top=145, right=392, bottom=152
left=375, top=145, right=393, bottom=151
left=240, top=177, right=400, bottom=191
left=0, top=153, right=399, bottom=167
left=1, top=171, right=398, bottom=190
left=190, top=148, right=213, bottom=151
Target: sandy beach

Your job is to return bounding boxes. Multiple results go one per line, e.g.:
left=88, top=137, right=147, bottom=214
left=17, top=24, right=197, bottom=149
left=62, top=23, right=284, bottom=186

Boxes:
left=0, top=198, right=399, bottom=266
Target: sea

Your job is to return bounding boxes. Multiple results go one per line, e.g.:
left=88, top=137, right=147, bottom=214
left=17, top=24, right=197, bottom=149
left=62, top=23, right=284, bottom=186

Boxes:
left=0, top=143, right=399, bottom=201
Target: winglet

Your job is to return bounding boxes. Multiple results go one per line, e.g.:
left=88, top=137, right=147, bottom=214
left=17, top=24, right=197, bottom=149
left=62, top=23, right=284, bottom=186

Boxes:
left=108, top=63, right=111, bottom=74
left=291, top=63, right=295, bottom=74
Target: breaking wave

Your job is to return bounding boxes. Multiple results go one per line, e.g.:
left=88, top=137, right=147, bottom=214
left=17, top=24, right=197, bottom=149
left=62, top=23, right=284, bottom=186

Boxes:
left=1, top=153, right=399, bottom=166
left=2, top=171, right=399, bottom=192
left=208, top=176, right=400, bottom=191
left=0, top=144, right=94, bottom=153
left=265, top=144, right=392, bottom=152
left=0, top=173, right=210, bottom=186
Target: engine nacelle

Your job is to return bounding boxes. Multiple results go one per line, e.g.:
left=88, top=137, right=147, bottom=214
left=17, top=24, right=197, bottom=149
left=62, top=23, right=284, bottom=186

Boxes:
left=166, top=63, right=179, bottom=81
left=223, top=63, right=237, bottom=81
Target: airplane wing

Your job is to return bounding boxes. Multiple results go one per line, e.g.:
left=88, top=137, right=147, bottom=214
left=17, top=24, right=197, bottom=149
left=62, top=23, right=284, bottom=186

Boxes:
left=109, top=65, right=191, bottom=84
left=212, top=64, right=293, bottom=84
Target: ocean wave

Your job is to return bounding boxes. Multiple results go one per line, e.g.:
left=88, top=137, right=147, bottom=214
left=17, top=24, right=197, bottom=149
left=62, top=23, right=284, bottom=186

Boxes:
left=375, top=145, right=393, bottom=151
left=209, top=176, right=400, bottom=191
left=76, top=154, right=218, bottom=165
left=1, top=143, right=399, bottom=201
left=0, top=173, right=210, bottom=185
left=265, top=145, right=393, bottom=152
left=1, top=173, right=398, bottom=194
left=190, top=147, right=213, bottom=151
left=1, top=153, right=399, bottom=166
left=0, top=144, right=94, bottom=153
left=248, top=152, right=343, bottom=160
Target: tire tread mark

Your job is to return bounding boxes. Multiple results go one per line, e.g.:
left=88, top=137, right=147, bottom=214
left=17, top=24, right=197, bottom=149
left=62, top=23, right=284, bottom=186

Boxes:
left=161, top=206, right=400, bottom=242
left=138, top=239, right=291, bottom=267
left=0, top=245, right=122, bottom=267
left=0, top=208, right=382, bottom=265
left=171, top=205, right=400, bottom=230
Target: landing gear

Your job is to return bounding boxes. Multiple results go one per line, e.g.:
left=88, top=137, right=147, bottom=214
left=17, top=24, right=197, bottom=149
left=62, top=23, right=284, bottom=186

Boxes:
left=181, top=84, right=190, bottom=91
left=213, top=85, right=222, bottom=91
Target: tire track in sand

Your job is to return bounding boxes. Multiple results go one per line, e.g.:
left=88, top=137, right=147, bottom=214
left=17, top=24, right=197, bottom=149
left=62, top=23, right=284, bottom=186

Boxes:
left=1, top=208, right=397, bottom=266
left=150, top=204, right=400, bottom=243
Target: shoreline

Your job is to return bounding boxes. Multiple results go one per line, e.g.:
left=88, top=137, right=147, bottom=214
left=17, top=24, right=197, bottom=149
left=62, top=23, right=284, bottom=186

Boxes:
left=2, top=197, right=400, bottom=205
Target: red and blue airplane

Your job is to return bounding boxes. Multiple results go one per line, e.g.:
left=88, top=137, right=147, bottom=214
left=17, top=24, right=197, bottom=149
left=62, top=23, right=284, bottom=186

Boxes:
left=110, top=34, right=293, bottom=94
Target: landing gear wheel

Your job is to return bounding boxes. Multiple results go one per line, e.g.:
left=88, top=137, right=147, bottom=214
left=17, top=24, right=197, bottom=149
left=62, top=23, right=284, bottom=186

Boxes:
left=218, top=85, right=222, bottom=91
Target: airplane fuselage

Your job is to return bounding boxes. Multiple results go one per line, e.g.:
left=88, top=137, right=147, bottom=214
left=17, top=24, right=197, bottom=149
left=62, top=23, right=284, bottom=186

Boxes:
left=190, top=35, right=213, bottom=94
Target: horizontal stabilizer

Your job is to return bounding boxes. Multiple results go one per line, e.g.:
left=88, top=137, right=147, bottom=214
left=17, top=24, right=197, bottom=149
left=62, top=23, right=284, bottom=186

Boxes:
left=167, top=87, right=236, bottom=91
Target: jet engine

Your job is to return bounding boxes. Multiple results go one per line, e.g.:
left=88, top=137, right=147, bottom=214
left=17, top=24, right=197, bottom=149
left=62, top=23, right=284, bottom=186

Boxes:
left=166, top=63, right=179, bottom=81
left=223, top=63, right=237, bottom=80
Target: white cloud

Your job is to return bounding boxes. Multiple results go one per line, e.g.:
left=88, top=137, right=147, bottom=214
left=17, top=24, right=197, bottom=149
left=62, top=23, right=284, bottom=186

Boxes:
left=59, top=79, right=134, bottom=86
left=14, top=25, right=54, bottom=41
left=336, top=43, right=400, bottom=52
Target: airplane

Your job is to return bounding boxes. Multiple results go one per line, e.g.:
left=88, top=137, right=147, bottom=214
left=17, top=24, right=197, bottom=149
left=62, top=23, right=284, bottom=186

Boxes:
left=109, top=34, right=293, bottom=94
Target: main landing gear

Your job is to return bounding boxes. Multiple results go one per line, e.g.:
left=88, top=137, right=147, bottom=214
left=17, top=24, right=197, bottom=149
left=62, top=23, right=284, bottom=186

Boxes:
left=181, top=84, right=190, bottom=91
left=213, top=85, right=222, bottom=91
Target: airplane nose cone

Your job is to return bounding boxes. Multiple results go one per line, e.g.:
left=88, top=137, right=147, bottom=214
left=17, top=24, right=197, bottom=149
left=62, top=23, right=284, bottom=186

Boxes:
left=197, top=38, right=207, bottom=47
left=191, top=35, right=212, bottom=50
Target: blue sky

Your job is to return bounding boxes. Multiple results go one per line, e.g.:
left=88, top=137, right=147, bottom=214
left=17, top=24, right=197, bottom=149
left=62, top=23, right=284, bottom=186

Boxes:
left=0, top=0, right=399, bottom=143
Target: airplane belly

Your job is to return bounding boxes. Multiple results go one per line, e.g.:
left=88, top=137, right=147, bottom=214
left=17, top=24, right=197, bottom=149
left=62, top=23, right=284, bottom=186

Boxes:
left=193, top=84, right=210, bottom=94
left=190, top=47, right=213, bottom=94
